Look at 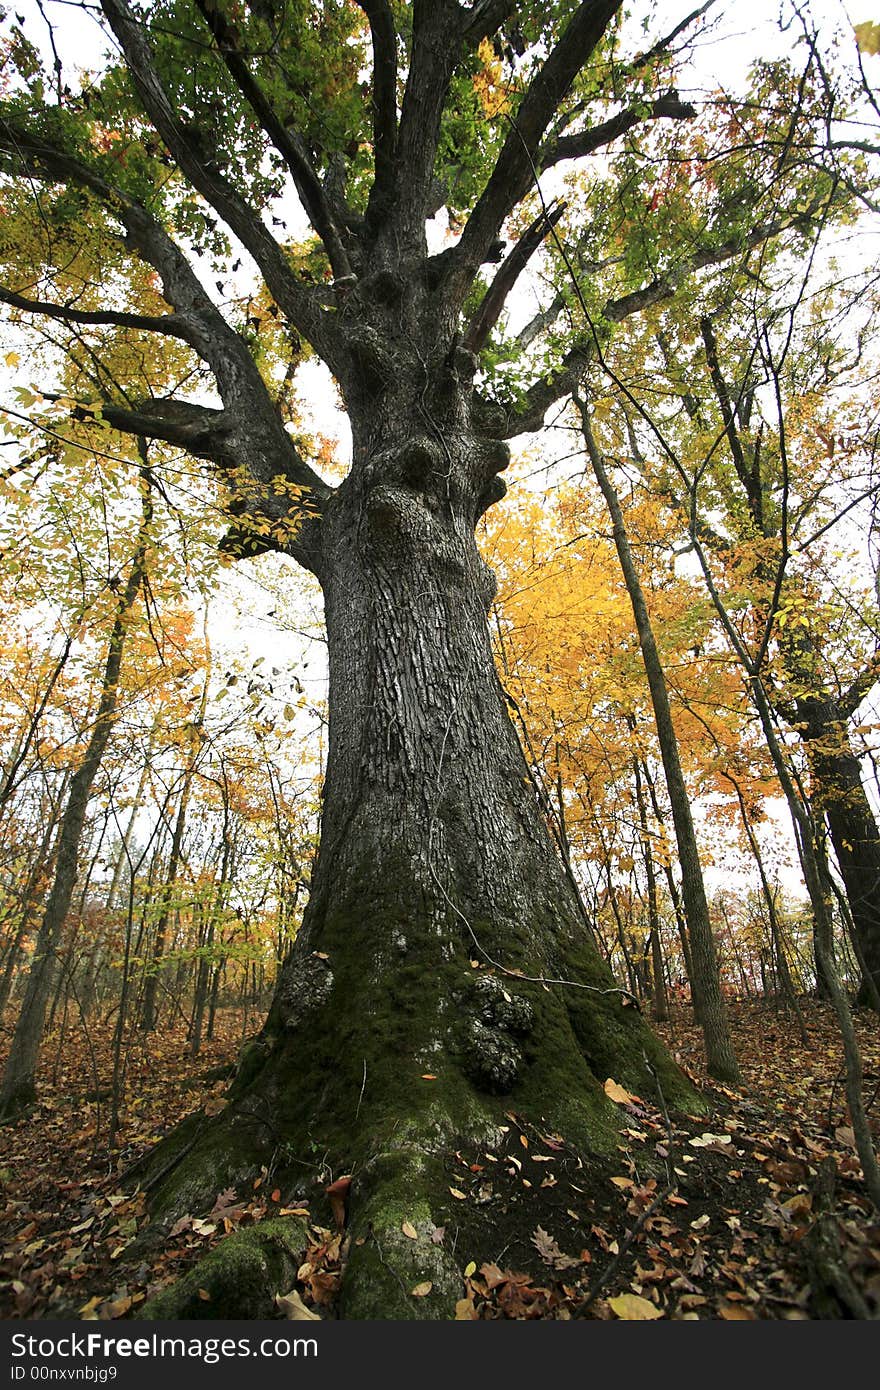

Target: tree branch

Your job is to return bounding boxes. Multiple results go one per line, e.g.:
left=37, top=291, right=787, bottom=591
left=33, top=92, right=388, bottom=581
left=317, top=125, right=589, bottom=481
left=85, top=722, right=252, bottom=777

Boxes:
left=493, top=338, right=594, bottom=437
left=462, top=0, right=516, bottom=43
left=0, top=115, right=333, bottom=562
left=631, top=0, right=718, bottom=72
left=390, top=0, right=463, bottom=246
left=96, top=398, right=234, bottom=456
left=191, top=0, right=352, bottom=279
left=463, top=199, right=566, bottom=353
left=358, top=0, right=398, bottom=231
left=514, top=290, right=567, bottom=352
left=90, top=397, right=328, bottom=569
left=446, top=0, right=624, bottom=288
left=0, top=285, right=191, bottom=340
left=842, top=650, right=880, bottom=718
left=98, top=0, right=342, bottom=368
left=602, top=203, right=829, bottom=322
left=540, top=93, right=695, bottom=168
left=699, top=314, right=762, bottom=526
left=485, top=201, right=828, bottom=438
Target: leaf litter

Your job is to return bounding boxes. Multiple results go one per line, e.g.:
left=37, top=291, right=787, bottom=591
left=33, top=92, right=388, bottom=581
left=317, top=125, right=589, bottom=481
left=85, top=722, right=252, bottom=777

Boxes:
left=0, top=1000, right=878, bottom=1319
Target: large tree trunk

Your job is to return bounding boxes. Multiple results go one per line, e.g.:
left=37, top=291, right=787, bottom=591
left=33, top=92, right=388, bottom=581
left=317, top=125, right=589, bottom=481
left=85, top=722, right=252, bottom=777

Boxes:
left=139, top=381, right=701, bottom=1319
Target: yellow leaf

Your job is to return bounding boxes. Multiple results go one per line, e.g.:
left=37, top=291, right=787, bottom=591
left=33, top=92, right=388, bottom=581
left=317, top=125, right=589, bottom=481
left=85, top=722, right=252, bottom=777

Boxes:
left=855, top=20, right=880, bottom=54
left=5, top=351, right=19, bottom=369
left=608, top=1293, right=663, bottom=1320
left=449, top=1187, right=467, bottom=1200
left=410, top=1281, right=433, bottom=1297
left=464, top=1260, right=476, bottom=1278
left=401, top=1220, right=418, bottom=1239
left=604, top=1078, right=634, bottom=1105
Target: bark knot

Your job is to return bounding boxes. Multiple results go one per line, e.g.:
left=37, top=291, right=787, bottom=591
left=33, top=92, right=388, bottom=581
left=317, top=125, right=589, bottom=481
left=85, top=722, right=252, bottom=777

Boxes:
left=276, top=951, right=334, bottom=1030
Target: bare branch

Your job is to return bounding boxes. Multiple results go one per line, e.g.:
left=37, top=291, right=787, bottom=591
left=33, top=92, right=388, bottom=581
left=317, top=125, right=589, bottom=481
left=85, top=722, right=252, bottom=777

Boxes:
left=463, top=199, right=566, bottom=353
left=358, top=0, right=399, bottom=230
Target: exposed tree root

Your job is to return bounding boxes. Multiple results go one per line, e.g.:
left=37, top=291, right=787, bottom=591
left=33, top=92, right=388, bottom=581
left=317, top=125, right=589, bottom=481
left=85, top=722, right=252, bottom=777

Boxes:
left=140, top=1218, right=310, bottom=1320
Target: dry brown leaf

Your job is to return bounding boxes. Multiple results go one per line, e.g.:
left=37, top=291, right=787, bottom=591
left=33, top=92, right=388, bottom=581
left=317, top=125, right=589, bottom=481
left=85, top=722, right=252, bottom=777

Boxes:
left=401, top=1220, right=418, bottom=1239
left=275, top=1289, right=321, bottom=1320
left=325, top=1174, right=351, bottom=1230
left=480, top=1262, right=508, bottom=1289
left=531, top=1226, right=580, bottom=1270
left=410, top=1281, right=433, bottom=1297
left=104, top=1296, right=132, bottom=1318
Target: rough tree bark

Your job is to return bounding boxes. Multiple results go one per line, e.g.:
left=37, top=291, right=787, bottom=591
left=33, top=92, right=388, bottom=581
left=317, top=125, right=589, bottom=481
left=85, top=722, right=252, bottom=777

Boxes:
left=797, top=701, right=880, bottom=1006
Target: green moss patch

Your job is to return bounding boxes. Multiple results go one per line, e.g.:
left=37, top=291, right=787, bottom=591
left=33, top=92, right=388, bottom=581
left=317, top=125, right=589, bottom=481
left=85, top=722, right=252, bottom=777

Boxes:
left=140, top=1218, right=310, bottom=1320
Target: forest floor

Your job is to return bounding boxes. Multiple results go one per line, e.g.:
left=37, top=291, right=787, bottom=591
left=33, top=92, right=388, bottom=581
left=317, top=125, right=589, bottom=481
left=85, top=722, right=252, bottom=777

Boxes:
left=0, top=999, right=877, bottom=1321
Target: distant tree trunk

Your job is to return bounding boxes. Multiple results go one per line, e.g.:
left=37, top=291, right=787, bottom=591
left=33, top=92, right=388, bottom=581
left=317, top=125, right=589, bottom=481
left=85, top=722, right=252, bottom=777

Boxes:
left=726, top=774, right=808, bottom=1042
left=798, top=703, right=880, bottom=1008
left=0, top=788, right=67, bottom=1017
left=140, top=660, right=209, bottom=1033
left=641, top=761, right=694, bottom=998
left=633, top=755, right=668, bottom=1022
left=190, top=810, right=233, bottom=1059
left=0, top=470, right=152, bottom=1118
left=577, top=393, right=738, bottom=1081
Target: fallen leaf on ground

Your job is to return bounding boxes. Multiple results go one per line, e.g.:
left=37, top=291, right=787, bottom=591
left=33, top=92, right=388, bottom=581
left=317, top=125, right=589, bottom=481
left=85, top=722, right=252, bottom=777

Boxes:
left=608, top=1293, right=663, bottom=1320
left=275, top=1289, right=321, bottom=1320
left=604, top=1078, right=635, bottom=1105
